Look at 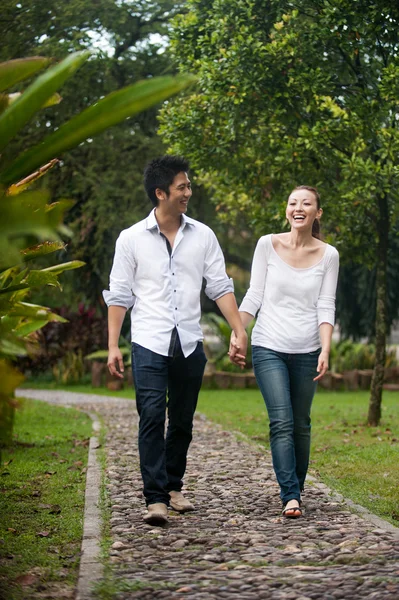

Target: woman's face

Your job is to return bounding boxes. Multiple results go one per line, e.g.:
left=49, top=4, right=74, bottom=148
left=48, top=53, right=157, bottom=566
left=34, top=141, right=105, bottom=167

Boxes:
left=286, top=188, right=322, bottom=232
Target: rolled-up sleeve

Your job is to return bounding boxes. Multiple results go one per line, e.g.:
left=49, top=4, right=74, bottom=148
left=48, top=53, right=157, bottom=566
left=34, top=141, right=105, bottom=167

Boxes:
left=239, top=237, right=269, bottom=317
left=102, top=231, right=136, bottom=309
left=203, top=229, right=234, bottom=300
left=317, top=247, right=339, bottom=326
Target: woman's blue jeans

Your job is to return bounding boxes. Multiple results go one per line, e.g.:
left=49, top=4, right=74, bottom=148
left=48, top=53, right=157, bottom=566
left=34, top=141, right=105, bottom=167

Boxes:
left=131, top=338, right=207, bottom=506
left=252, top=346, right=319, bottom=505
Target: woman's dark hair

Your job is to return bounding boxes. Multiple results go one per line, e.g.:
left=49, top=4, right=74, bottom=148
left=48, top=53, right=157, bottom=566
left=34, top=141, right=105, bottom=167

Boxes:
left=291, top=185, right=321, bottom=240
left=143, top=155, right=190, bottom=206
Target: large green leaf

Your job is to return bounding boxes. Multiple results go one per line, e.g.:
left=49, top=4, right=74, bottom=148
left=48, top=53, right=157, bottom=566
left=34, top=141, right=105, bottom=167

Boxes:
left=2, top=192, right=61, bottom=252
left=6, top=91, right=62, bottom=109
left=0, top=283, right=29, bottom=295
left=0, top=359, right=25, bottom=394
left=8, top=302, right=67, bottom=322
left=20, top=241, right=66, bottom=262
left=0, top=51, right=90, bottom=154
left=0, top=57, right=51, bottom=92
left=0, top=336, right=27, bottom=357
left=7, top=159, right=60, bottom=196
left=14, top=319, right=49, bottom=337
left=0, top=74, right=197, bottom=186
left=25, top=270, right=61, bottom=288
left=41, top=260, right=85, bottom=275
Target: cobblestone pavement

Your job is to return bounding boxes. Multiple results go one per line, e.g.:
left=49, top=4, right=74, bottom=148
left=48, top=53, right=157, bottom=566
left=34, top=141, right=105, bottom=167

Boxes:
left=19, top=390, right=399, bottom=599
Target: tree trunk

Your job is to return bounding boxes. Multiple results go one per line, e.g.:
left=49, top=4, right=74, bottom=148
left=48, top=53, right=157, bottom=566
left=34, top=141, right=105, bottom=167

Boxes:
left=368, top=194, right=389, bottom=426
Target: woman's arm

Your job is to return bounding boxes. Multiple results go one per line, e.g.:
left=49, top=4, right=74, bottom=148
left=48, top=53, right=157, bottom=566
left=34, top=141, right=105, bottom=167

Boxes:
left=314, top=322, right=333, bottom=381
left=315, top=248, right=339, bottom=381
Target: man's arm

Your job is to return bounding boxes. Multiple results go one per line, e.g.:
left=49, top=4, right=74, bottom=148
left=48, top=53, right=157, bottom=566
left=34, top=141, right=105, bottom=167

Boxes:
left=107, top=305, right=127, bottom=379
left=216, top=293, right=248, bottom=368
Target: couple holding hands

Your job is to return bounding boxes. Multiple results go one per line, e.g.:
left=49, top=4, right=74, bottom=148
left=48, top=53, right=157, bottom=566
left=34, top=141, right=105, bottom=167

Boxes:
left=104, top=155, right=339, bottom=525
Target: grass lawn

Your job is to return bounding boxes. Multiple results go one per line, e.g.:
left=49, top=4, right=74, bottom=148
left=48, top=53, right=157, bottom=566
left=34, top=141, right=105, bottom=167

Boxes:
left=20, top=380, right=399, bottom=526
left=0, top=397, right=92, bottom=600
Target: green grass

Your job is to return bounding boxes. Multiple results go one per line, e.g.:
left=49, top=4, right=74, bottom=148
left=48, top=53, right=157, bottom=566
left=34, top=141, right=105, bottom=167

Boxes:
left=20, top=381, right=399, bottom=526
left=0, top=398, right=92, bottom=599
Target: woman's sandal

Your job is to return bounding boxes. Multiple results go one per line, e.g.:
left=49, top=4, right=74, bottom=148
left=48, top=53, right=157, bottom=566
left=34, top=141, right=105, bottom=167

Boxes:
left=282, top=501, right=302, bottom=519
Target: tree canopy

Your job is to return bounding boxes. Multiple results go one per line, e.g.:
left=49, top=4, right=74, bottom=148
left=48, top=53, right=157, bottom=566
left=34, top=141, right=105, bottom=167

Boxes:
left=161, top=0, right=399, bottom=252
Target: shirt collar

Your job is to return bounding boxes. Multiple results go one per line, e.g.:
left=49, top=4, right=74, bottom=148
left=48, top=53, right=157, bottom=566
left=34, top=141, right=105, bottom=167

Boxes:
left=145, top=208, right=196, bottom=232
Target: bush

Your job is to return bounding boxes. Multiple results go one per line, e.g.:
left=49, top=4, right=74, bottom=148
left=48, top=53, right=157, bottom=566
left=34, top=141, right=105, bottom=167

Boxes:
left=331, top=340, right=398, bottom=372
left=16, top=303, right=108, bottom=378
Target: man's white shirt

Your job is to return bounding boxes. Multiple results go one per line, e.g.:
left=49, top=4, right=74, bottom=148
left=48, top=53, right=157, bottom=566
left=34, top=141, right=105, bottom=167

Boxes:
left=103, top=209, right=233, bottom=357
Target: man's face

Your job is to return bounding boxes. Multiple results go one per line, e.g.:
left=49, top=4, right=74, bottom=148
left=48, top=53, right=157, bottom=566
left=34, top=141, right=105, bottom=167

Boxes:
left=157, top=172, right=192, bottom=215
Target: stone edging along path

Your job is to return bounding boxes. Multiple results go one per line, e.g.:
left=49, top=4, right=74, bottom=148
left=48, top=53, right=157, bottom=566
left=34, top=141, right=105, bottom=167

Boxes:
left=16, top=389, right=399, bottom=600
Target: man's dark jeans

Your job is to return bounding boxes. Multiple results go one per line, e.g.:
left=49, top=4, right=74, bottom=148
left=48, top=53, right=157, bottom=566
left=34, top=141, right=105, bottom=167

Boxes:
left=131, top=338, right=207, bottom=506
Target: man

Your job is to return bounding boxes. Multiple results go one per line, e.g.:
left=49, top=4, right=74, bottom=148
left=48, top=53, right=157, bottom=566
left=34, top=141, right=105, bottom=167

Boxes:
left=103, top=156, right=247, bottom=526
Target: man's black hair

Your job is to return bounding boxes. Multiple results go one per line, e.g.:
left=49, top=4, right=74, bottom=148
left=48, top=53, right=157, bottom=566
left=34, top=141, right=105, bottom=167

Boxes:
left=143, top=155, right=190, bottom=206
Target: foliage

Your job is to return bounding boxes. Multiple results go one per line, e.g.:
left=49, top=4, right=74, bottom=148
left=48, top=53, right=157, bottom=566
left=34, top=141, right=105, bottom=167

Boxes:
left=330, top=340, right=398, bottom=373
left=0, top=51, right=195, bottom=445
left=160, top=0, right=399, bottom=424
left=19, top=304, right=110, bottom=377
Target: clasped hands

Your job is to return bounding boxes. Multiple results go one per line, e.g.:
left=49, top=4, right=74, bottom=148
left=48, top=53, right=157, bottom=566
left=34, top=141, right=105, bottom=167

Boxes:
left=228, top=330, right=248, bottom=369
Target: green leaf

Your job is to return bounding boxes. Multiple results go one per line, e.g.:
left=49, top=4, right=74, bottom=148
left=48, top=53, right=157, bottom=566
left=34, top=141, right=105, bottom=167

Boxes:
left=0, top=57, right=51, bottom=92
left=40, top=260, right=85, bottom=275
left=20, top=241, right=66, bottom=262
left=0, top=336, right=27, bottom=357
left=0, top=283, right=29, bottom=295
left=0, top=51, right=90, bottom=155
left=45, top=199, right=75, bottom=229
left=25, top=270, right=61, bottom=288
left=6, top=91, right=62, bottom=109
left=2, top=191, right=57, bottom=238
left=8, top=302, right=67, bottom=322
left=0, top=359, right=25, bottom=393
left=7, top=159, right=60, bottom=196
left=0, top=74, right=197, bottom=186
left=14, top=319, right=49, bottom=337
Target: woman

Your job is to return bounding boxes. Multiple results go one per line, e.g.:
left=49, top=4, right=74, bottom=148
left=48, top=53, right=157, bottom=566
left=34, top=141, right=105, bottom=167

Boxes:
left=231, top=186, right=339, bottom=518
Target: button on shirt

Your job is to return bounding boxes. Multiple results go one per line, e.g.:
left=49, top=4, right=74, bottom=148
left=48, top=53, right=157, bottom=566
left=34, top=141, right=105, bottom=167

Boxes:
left=103, top=209, right=234, bottom=358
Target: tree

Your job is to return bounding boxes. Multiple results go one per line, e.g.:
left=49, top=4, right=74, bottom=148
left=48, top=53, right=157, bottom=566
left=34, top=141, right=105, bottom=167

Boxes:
left=159, top=0, right=399, bottom=425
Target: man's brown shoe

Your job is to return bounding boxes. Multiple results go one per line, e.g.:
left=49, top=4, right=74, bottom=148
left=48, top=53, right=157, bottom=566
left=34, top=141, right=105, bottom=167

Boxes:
left=143, top=503, right=168, bottom=525
left=169, top=491, right=195, bottom=512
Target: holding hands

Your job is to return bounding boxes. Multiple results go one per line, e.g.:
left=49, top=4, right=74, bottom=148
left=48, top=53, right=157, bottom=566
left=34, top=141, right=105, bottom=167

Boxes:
left=228, top=330, right=247, bottom=369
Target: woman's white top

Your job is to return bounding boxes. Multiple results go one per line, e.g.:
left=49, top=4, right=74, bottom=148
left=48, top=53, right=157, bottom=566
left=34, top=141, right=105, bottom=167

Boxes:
left=239, top=234, right=339, bottom=353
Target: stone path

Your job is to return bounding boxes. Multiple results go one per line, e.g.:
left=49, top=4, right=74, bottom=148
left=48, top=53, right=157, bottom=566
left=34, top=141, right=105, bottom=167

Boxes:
left=18, top=390, right=399, bottom=599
